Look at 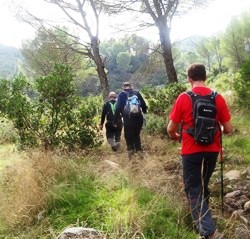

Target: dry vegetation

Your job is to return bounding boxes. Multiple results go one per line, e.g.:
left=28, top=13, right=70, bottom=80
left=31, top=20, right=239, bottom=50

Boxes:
left=0, top=134, right=185, bottom=229
left=0, top=132, right=247, bottom=238
left=0, top=148, right=80, bottom=229
left=98, top=135, right=183, bottom=195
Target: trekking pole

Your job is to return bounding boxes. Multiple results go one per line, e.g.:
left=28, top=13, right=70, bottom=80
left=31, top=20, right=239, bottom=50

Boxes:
left=220, top=133, right=224, bottom=215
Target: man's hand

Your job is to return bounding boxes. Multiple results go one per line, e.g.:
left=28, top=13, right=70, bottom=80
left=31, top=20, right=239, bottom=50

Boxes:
left=167, top=120, right=180, bottom=141
left=173, top=132, right=180, bottom=141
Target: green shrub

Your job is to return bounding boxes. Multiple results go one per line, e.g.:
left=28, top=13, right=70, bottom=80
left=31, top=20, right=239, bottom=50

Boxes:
left=142, top=83, right=187, bottom=116
left=208, top=71, right=234, bottom=92
left=0, top=64, right=103, bottom=150
left=232, top=59, right=250, bottom=109
left=143, top=114, right=167, bottom=136
left=0, top=118, right=18, bottom=144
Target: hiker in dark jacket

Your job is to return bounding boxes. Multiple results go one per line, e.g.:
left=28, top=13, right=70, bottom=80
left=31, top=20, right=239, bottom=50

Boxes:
left=114, top=82, right=148, bottom=159
left=99, top=92, right=123, bottom=151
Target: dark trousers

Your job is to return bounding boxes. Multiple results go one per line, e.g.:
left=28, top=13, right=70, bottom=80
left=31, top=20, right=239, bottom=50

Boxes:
left=105, top=122, right=122, bottom=145
left=123, top=121, right=143, bottom=152
left=182, top=152, right=218, bottom=237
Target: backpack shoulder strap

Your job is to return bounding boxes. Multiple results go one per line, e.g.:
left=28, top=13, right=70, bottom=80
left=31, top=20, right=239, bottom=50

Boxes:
left=185, top=90, right=218, bottom=103
left=211, top=90, right=217, bottom=96
left=185, top=90, right=194, bottom=97
left=109, top=101, right=116, bottom=115
left=132, top=90, right=138, bottom=95
left=210, top=90, right=217, bottom=103
left=181, top=91, right=196, bottom=138
left=124, top=90, right=138, bottom=98
left=184, top=90, right=196, bottom=107
left=185, top=90, right=196, bottom=100
left=129, top=90, right=138, bottom=97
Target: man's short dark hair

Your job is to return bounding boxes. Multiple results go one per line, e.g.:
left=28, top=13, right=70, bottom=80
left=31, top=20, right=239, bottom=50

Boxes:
left=187, top=64, right=206, bottom=81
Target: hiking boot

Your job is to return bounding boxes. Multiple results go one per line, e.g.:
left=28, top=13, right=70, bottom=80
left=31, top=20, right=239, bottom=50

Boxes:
left=107, top=138, right=114, bottom=145
left=115, top=142, right=121, bottom=151
left=111, top=143, right=118, bottom=151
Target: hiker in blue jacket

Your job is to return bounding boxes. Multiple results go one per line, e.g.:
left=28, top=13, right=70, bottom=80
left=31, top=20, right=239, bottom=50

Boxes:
left=114, top=82, right=148, bottom=159
left=99, top=92, right=123, bottom=151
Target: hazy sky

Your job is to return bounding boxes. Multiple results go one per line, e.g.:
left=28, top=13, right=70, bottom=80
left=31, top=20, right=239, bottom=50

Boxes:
left=171, top=0, right=250, bottom=41
left=1, top=0, right=250, bottom=48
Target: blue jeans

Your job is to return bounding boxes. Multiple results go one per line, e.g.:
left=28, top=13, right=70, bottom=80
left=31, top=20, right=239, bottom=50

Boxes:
left=182, top=152, right=218, bottom=237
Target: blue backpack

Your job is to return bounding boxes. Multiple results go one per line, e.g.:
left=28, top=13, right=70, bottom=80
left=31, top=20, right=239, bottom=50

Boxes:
left=123, top=91, right=142, bottom=117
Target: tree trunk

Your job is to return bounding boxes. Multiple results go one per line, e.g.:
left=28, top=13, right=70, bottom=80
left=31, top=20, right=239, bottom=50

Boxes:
left=91, top=37, right=109, bottom=100
left=157, top=20, right=178, bottom=83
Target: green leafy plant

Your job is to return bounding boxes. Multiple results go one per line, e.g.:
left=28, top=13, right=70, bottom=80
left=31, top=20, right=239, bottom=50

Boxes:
left=0, top=118, right=18, bottom=144
left=143, top=114, right=167, bottom=136
left=0, top=64, right=102, bottom=150
left=233, top=59, right=250, bottom=109
left=142, top=83, right=187, bottom=116
left=141, top=83, right=186, bottom=136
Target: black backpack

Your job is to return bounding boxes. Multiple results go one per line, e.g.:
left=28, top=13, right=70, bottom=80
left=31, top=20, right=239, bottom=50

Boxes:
left=185, top=91, right=218, bottom=145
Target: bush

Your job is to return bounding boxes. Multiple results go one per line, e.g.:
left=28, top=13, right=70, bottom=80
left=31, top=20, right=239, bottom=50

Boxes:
left=0, top=118, right=18, bottom=144
left=143, top=114, right=167, bottom=136
left=142, top=83, right=187, bottom=116
left=232, top=59, right=250, bottom=109
left=141, top=83, right=186, bottom=136
left=208, top=71, right=234, bottom=92
left=0, top=64, right=103, bottom=150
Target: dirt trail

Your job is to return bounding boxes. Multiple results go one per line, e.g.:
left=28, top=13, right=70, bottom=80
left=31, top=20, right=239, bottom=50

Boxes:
left=95, top=134, right=184, bottom=197
left=96, top=134, right=250, bottom=213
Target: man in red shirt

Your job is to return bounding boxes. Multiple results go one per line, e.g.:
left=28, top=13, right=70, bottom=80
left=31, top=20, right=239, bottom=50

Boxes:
left=167, top=64, right=233, bottom=239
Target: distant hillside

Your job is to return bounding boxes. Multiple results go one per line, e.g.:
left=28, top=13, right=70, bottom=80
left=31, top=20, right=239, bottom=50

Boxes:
left=0, top=44, right=22, bottom=79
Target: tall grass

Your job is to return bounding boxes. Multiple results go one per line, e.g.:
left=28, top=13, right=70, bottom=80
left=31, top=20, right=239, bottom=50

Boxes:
left=223, top=108, right=250, bottom=164
left=0, top=150, right=78, bottom=233
left=0, top=146, right=197, bottom=239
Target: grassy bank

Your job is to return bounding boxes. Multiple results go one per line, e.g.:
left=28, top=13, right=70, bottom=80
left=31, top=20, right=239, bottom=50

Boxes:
left=0, top=138, right=199, bottom=239
left=0, top=107, right=249, bottom=238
